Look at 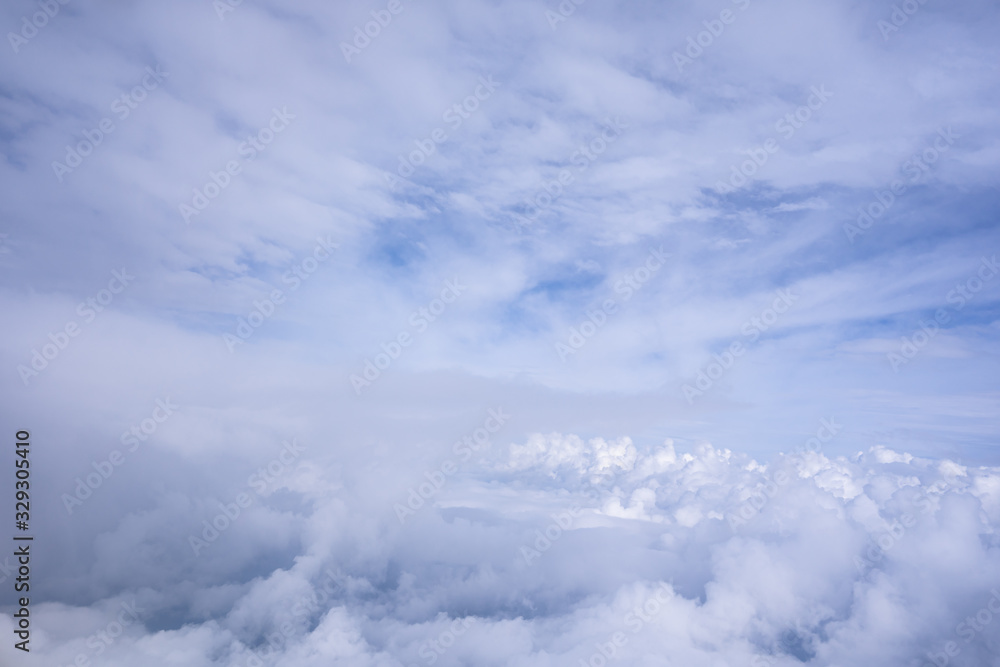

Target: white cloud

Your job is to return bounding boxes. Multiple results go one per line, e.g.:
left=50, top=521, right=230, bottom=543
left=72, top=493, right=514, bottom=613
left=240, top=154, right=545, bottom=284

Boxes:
left=1, top=0, right=999, bottom=664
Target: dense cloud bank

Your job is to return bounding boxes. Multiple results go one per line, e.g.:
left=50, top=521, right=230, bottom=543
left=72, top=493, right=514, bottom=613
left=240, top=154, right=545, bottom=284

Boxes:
left=4, top=436, right=999, bottom=666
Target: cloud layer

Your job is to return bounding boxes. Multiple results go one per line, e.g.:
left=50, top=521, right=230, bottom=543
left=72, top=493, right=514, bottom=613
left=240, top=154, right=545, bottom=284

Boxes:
left=5, top=435, right=1000, bottom=665
left=0, top=0, right=998, bottom=664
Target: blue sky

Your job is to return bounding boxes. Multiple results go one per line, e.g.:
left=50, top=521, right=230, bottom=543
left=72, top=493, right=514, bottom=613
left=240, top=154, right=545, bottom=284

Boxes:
left=1, top=0, right=999, bottom=665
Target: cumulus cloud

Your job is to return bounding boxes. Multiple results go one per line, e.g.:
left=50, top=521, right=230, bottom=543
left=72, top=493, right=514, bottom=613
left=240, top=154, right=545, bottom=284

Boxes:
left=5, top=436, right=1000, bottom=665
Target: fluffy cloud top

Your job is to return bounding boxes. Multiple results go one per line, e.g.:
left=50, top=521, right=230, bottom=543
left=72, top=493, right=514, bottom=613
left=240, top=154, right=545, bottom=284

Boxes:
left=4, top=435, right=1000, bottom=666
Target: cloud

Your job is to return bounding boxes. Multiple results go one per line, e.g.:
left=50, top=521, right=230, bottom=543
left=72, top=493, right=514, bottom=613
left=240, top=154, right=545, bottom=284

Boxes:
left=1, top=0, right=999, bottom=664
left=6, top=436, right=1000, bottom=665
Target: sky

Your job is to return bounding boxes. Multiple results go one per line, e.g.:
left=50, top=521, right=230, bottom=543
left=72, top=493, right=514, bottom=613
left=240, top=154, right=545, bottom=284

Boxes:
left=0, top=0, right=999, bottom=665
